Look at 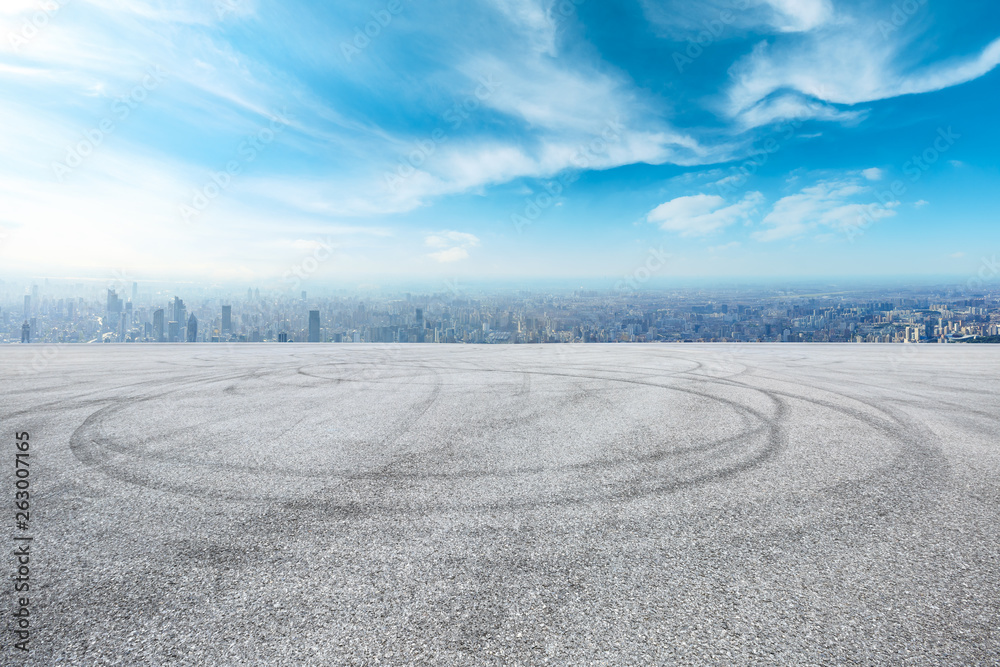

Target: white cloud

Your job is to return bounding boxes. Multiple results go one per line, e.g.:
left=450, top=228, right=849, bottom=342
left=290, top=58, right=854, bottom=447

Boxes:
left=428, top=247, right=471, bottom=263
left=755, top=175, right=898, bottom=242
left=914, top=199, right=929, bottom=208
left=425, top=230, right=480, bottom=263
left=648, top=192, right=764, bottom=236
left=641, top=0, right=832, bottom=38
left=862, top=167, right=883, bottom=181
left=762, top=0, right=833, bottom=33
left=725, top=7, right=1000, bottom=128
left=949, top=252, right=965, bottom=259
left=425, top=231, right=480, bottom=249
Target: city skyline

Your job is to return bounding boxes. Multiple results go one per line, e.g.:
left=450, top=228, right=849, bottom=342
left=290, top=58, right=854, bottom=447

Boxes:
left=7, top=278, right=999, bottom=346
left=2, top=1, right=999, bottom=282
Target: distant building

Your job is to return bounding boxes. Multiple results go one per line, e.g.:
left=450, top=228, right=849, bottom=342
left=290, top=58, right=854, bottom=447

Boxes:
left=187, top=314, right=198, bottom=342
left=168, top=320, right=179, bottom=343
left=153, top=309, right=165, bottom=342
left=23, top=295, right=30, bottom=319
left=21, top=321, right=30, bottom=343
left=107, top=289, right=123, bottom=317
left=171, top=297, right=186, bottom=330
left=308, top=310, right=320, bottom=342
left=278, top=332, right=288, bottom=343
left=222, top=305, right=232, bottom=333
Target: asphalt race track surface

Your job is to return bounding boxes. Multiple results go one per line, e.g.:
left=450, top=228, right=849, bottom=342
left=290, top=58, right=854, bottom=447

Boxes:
left=2, top=344, right=999, bottom=665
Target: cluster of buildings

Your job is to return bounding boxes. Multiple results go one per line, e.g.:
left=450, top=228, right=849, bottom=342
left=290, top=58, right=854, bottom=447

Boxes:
left=4, top=281, right=1000, bottom=345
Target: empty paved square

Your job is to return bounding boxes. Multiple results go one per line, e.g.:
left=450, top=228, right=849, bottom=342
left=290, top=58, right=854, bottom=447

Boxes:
left=2, top=344, right=998, bottom=664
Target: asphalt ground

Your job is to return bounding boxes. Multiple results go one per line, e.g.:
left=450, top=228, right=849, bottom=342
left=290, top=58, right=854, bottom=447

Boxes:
left=1, top=344, right=998, bottom=665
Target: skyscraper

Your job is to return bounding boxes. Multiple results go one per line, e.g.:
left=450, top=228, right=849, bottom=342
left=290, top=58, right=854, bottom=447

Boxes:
left=21, top=321, right=30, bottom=343
left=153, top=309, right=165, bottom=342
left=171, top=297, right=186, bottom=327
left=131, top=281, right=138, bottom=304
left=308, top=310, right=320, bottom=342
left=168, top=321, right=179, bottom=343
left=222, top=305, right=232, bottom=333
left=107, top=289, right=123, bottom=317
left=23, top=295, right=30, bottom=319
left=187, top=314, right=198, bottom=342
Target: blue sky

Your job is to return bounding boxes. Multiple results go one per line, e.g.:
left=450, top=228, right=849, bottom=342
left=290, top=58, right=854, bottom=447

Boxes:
left=1, top=0, right=999, bottom=286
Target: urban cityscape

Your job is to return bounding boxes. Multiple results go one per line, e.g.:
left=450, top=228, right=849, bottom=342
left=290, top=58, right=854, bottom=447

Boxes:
left=5, top=279, right=1000, bottom=346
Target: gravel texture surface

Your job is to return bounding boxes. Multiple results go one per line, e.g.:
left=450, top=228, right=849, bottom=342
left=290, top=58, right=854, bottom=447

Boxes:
left=1, top=343, right=999, bottom=665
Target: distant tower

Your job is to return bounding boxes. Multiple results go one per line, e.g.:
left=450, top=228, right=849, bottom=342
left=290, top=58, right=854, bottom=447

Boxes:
left=187, top=314, right=198, bottom=342
left=153, top=309, right=165, bottom=342
left=171, top=297, right=186, bottom=328
left=222, top=305, right=232, bottom=333
left=308, top=310, right=320, bottom=342
left=278, top=332, right=288, bottom=343
left=107, top=289, right=122, bottom=317
left=131, top=281, right=138, bottom=304
left=168, top=321, right=179, bottom=343
left=23, top=295, right=30, bottom=319
left=21, top=321, right=30, bottom=343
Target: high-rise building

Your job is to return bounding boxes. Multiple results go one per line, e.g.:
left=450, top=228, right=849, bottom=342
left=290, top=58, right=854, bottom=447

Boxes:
left=308, top=310, right=320, bottom=342
left=171, top=297, right=186, bottom=328
left=107, top=289, right=123, bottom=317
left=278, top=332, right=288, bottom=343
left=153, top=309, right=165, bottom=342
left=168, top=321, right=180, bottom=343
left=131, top=282, right=138, bottom=304
left=21, top=321, right=30, bottom=343
left=23, top=295, right=30, bottom=319
left=222, top=305, right=232, bottom=333
left=187, top=314, right=198, bottom=342
left=415, top=308, right=426, bottom=342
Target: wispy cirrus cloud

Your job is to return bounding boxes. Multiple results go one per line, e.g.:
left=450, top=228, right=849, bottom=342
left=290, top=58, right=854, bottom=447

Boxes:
left=725, top=9, right=1000, bottom=128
